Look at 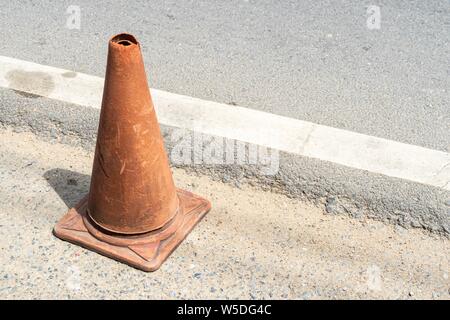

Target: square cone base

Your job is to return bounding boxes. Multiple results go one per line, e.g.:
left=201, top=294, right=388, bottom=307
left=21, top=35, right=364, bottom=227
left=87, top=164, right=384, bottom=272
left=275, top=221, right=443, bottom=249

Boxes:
left=53, top=189, right=211, bottom=272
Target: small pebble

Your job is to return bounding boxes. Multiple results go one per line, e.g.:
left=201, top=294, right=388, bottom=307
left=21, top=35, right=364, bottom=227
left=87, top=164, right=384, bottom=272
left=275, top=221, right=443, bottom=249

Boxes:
left=193, top=272, right=202, bottom=279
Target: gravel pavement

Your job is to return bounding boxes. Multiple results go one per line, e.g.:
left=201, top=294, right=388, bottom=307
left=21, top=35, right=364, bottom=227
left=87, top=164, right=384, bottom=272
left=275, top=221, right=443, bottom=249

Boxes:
left=0, top=128, right=448, bottom=299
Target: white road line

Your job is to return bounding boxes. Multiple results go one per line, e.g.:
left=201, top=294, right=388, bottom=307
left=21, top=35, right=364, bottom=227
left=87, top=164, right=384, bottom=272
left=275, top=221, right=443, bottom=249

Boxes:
left=0, top=55, right=449, bottom=190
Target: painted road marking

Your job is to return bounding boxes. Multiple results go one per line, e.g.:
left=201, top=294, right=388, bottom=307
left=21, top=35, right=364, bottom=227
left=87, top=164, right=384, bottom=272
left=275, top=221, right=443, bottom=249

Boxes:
left=0, top=55, right=449, bottom=190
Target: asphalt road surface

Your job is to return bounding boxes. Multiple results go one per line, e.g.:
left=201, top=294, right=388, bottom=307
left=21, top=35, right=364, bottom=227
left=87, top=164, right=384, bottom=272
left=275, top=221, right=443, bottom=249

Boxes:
left=1, top=0, right=448, bottom=150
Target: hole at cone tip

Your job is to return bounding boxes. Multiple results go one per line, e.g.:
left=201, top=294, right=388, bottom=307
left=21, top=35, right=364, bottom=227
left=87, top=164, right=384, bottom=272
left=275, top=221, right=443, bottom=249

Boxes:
left=118, top=40, right=132, bottom=46
left=111, top=33, right=138, bottom=46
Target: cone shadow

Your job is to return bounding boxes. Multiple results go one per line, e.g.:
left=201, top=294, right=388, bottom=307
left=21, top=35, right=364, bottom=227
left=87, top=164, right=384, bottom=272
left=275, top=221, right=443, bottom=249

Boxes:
left=44, top=168, right=90, bottom=208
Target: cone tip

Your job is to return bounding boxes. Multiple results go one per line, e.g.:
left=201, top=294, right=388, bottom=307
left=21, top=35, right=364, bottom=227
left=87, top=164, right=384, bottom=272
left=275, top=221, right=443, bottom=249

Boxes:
left=109, top=33, right=139, bottom=48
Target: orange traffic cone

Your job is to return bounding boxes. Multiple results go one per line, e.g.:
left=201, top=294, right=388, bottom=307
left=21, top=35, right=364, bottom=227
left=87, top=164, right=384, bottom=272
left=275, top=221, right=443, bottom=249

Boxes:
left=53, top=33, right=211, bottom=272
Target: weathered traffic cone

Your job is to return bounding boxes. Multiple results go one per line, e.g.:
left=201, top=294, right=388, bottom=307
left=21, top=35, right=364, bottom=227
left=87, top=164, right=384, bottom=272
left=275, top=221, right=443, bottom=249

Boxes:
left=53, top=33, right=211, bottom=272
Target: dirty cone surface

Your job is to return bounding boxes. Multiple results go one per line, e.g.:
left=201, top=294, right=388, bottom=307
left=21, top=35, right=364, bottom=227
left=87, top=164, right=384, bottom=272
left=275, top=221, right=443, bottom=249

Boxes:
left=53, top=33, right=211, bottom=271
